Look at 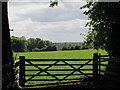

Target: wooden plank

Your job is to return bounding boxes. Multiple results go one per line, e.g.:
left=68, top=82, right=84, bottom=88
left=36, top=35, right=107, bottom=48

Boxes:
left=100, top=58, right=109, bottom=60
left=100, top=55, right=109, bottom=57
left=25, top=78, right=91, bottom=81
left=100, top=59, right=109, bottom=62
left=25, top=64, right=93, bottom=66
left=25, top=69, right=93, bottom=71
left=19, top=56, right=25, bottom=87
left=99, top=53, right=101, bottom=76
left=25, top=59, right=93, bottom=61
left=100, top=64, right=108, bottom=66
left=25, top=73, right=93, bottom=76
left=93, top=53, right=98, bottom=81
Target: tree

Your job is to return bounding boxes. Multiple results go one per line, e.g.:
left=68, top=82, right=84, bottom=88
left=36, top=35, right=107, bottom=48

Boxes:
left=74, top=44, right=80, bottom=50
left=52, top=45, right=57, bottom=51
left=35, top=38, right=44, bottom=49
left=27, top=38, right=57, bottom=52
left=80, top=42, right=88, bottom=50
left=62, top=43, right=68, bottom=50
left=49, top=0, right=58, bottom=7
left=68, top=43, right=74, bottom=50
left=81, top=2, right=120, bottom=57
left=27, top=38, right=36, bottom=52
left=11, top=36, right=27, bottom=52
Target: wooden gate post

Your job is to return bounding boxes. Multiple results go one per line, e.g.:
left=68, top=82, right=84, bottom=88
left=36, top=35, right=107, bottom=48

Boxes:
left=93, top=53, right=98, bottom=81
left=98, top=53, right=101, bottom=76
left=19, top=56, right=25, bottom=87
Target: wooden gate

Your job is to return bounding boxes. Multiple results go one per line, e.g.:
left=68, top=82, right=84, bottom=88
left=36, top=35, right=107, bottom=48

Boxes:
left=19, top=53, right=100, bottom=87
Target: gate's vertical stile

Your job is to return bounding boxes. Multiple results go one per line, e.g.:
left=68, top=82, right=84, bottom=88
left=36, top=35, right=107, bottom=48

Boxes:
left=99, top=53, right=101, bottom=76
left=93, top=53, right=98, bottom=81
left=19, top=56, right=25, bottom=87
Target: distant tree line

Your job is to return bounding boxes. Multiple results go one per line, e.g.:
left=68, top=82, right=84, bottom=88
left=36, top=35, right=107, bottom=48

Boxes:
left=61, top=42, right=93, bottom=51
left=11, top=36, right=57, bottom=52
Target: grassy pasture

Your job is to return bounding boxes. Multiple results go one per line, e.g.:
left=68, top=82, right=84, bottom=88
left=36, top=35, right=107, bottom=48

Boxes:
left=15, top=49, right=107, bottom=59
left=15, top=49, right=108, bottom=85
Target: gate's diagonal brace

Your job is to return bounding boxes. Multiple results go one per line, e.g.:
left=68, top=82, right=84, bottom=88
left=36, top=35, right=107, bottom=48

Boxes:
left=61, top=61, right=77, bottom=80
left=62, top=61, right=76, bottom=70
left=77, top=69, right=91, bottom=79
left=62, top=60, right=93, bottom=80
left=77, top=59, right=92, bottom=70
left=44, top=61, right=59, bottom=71
left=26, top=61, right=43, bottom=71
left=77, top=59, right=93, bottom=79
left=25, top=61, right=44, bottom=82
left=43, top=61, right=60, bottom=81
left=25, top=60, right=60, bottom=82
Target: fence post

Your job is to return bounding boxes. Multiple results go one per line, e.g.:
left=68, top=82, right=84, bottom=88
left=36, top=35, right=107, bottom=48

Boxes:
left=98, top=53, right=101, bottom=76
left=19, top=56, right=25, bottom=87
left=93, top=53, right=98, bottom=81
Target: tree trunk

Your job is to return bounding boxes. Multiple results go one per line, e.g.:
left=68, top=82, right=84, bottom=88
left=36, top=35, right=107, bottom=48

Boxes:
left=2, top=2, right=14, bottom=89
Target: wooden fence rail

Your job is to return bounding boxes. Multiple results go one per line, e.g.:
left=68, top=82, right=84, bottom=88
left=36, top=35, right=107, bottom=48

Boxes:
left=98, top=54, right=110, bottom=76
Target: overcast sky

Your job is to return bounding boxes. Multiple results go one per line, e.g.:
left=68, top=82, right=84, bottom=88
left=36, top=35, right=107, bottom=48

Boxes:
left=8, top=0, right=89, bottom=42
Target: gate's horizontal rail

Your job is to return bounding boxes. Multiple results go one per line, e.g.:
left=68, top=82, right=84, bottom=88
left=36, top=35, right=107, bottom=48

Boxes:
left=25, top=73, right=93, bottom=76
left=25, top=64, right=93, bottom=66
left=25, top=69, right=93, bottom=71
left=25, top=78, right=92, bottom=81
left=25, top=59, right=93, bottom=61
left=99, top=55, right=109, bottom=57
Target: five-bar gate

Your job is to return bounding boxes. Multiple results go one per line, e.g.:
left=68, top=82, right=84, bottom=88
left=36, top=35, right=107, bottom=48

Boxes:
left=17, top=53, right=109, bottom=87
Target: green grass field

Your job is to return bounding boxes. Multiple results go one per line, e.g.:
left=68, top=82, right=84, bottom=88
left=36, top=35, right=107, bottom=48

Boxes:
left=15, top=49, right=108, bottom=85
left=15, top=49, right=107, bottom=59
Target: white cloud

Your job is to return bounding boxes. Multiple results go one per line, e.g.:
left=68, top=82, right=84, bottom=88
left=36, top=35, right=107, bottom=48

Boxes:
left=10, top=18, right=88, bottom=42
left=9, top=2, right=89, bottom=42
left=9, top=0, right=86, bottom=3
left=8, top=2, right=87, bottom=22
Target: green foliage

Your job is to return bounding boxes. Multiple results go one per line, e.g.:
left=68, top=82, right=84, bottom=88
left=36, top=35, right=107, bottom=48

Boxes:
left=74, top=44, right=81, bottom=50
left=80, top=2, right=120, bottom=57
left=49, top=0, right=58, bottom=7
left=11, top=36, right=25, bottom=41
left=27, top=38, right=45, bottom=52
left=12, top=51, right=18, bottom=60
left=61, top=43, right=67, bottom=50
left=11, top=36, right=57, bottom=52
left=61, top=42, right=91, bottom=51
left=11, top=36, right=27, bottom=52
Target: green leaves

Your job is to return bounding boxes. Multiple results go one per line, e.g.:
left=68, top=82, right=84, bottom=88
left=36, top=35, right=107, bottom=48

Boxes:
left=81, top=2, right=120, bottom=57
left=49, top=0, right=58, bottom=7
left=80, top=2, right=92, bottom=9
